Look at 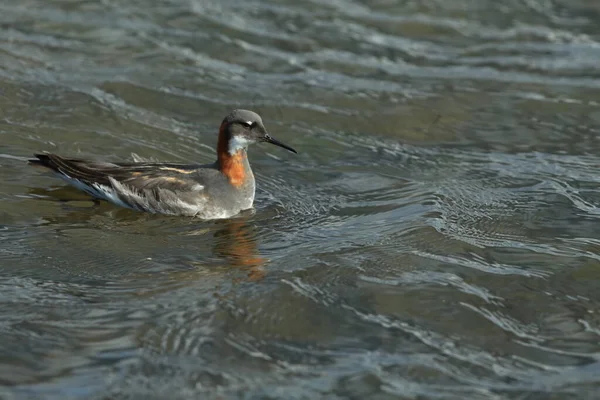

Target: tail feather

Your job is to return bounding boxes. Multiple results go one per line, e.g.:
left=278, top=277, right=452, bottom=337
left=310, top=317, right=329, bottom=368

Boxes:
left=29, top=153, right=110, bottom=198
left=29, top=153, right=58, bottom=169
left=29, top=153, right=117, bottom=187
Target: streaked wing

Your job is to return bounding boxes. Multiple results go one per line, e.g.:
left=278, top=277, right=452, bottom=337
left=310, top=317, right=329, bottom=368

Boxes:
left=31, top=153, right=210, bottom=215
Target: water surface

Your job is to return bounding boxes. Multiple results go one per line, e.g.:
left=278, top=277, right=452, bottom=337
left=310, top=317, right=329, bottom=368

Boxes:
left=2, top=0, right=600, bottom=398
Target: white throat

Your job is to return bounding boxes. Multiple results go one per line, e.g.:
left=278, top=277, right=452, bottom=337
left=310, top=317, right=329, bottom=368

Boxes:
left=228, top=136, right=251, bottom=155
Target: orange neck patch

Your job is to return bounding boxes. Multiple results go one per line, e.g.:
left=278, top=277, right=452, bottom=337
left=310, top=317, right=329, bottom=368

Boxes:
left=218, top=123, right=247, bottom=187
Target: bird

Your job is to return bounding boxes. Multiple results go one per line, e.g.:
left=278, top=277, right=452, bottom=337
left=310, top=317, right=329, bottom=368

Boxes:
left=30, top=109, right=297, bottom=219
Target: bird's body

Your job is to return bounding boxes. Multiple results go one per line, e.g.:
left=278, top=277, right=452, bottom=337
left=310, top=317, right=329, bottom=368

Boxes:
left=30, top=110, right=296, bottom=219
left=30, top=155, right=256, bottom=219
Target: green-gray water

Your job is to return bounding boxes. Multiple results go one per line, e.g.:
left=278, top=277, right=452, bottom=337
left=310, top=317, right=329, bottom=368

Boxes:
left=2, top=0, right=600, bottom=398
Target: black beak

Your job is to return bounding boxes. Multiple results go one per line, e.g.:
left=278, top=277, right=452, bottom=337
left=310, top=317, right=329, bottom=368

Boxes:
left=263, top=133, right=297, bottom=154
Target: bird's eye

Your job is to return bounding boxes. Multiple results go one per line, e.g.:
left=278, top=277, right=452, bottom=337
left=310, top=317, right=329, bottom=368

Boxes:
left=240, top=121, right=254, bottom=129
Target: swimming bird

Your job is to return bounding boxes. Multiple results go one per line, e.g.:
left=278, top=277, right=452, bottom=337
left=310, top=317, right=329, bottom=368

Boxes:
left=30, top=109, right=297, bottom=219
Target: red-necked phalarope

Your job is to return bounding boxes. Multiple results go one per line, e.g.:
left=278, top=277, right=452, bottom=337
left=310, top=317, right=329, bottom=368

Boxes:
left=30, top=109, right=297, bottom=219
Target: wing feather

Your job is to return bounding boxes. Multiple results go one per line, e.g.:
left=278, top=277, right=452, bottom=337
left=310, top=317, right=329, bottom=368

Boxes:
left=31, top=153, right=212, bottom=215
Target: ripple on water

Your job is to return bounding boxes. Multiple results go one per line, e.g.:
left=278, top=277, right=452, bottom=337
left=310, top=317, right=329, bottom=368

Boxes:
left=3, top=0, right=600, bottom=398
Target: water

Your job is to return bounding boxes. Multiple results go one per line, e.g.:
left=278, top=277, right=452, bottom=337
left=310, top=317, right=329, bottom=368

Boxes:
left=2, top=0, right=600, bottom=398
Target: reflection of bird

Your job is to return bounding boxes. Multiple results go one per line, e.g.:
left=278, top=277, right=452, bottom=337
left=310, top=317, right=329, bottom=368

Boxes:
left=30, top=110, right=297, bottom=219
left=213, top=220, right=267, bottom=281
